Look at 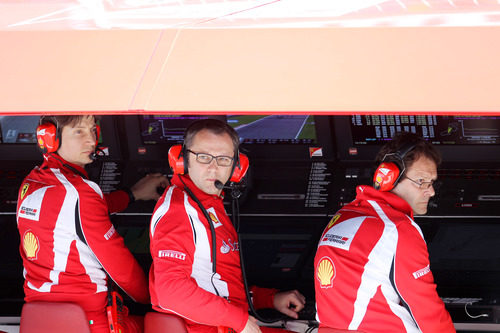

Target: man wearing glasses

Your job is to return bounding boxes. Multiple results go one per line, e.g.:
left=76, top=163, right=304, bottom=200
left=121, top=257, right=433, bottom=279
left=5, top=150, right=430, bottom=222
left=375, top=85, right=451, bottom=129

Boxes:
left=314, top=132, right=455, bottom=332
left=149, top=119, right=305, bottom=333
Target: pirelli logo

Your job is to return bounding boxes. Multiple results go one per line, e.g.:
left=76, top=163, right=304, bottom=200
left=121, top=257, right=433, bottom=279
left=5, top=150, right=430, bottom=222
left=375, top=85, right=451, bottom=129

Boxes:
left=104, top=225, right=116, bottom=240
left=159, top=250, right=186, bottom=261
left=413, top=265, right=430, bottom=279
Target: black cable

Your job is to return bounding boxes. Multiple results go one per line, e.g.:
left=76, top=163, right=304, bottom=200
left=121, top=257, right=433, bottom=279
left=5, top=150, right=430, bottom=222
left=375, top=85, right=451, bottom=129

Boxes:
left=230, top=187, right=285, bottom=324
left=178, top=176, right=220, bottom=296
left=179, top=176, right=284, bottom=324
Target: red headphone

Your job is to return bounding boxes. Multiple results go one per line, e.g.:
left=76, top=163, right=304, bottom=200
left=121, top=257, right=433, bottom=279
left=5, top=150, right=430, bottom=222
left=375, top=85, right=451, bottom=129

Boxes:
left=168, top=144, right=249, bottom=183
left=36, top=120, right=100, bottom=154
left=373, top=142, right=417, bottom=191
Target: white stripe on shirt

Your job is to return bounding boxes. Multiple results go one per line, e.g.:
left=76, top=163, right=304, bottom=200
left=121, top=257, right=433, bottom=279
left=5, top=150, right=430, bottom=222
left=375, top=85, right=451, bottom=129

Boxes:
left=349, top=200, right=419, bottom=333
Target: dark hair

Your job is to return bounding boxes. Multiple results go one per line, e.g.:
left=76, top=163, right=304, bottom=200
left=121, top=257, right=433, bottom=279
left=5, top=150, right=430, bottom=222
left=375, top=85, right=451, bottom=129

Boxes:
left=39, top=115, right=96, bottom=130
left=184, top=119, right=240, bottom=156
left=375, top=131, right=441, bottom=170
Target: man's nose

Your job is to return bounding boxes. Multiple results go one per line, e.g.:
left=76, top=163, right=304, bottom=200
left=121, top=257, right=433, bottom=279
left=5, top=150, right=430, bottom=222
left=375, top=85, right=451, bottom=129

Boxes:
left=426, top=184, right=436, bottom=197
left=86, top=131, right=96, bottom=145
left=207, top=158, right=218, bottom=169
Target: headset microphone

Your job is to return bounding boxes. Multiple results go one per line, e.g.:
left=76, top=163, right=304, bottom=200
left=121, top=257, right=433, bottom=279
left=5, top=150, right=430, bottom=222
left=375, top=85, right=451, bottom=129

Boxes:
left=90, top=147, right=105, bottom=161
left=214, top=180, right=244, bottom=200
left=214, top=180, right=225, bottom=190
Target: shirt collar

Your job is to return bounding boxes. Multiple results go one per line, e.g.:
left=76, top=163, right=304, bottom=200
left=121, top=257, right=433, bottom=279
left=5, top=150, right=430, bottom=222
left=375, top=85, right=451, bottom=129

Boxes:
left=356, top=185, right=414, bottom=219
left=44, top=153, right=89, bottom=179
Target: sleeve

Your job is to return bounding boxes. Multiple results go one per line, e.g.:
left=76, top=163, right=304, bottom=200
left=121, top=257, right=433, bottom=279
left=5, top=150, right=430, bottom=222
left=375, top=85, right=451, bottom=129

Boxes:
left=78, top=183, right=149, bottom=304
left=104, top=190, right=130, bottom=214
left=394, top=222, right=455, bottom=333
left=251, top=286, right=278, bottom=309
left=150, top=187, right=249, bottom=332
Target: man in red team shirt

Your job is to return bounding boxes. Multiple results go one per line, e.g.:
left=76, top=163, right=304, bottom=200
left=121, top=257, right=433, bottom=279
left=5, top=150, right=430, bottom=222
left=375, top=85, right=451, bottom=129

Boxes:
left=314, top=132, right=455, bottom=333
left=149, top=119, right=306, bottom=333
left=17, top=115, right=168, bottom=333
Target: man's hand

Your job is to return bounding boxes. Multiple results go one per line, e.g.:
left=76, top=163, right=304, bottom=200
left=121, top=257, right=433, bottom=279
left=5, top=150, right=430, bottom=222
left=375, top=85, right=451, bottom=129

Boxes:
left=131, top=173, right=169, bottom=201
left=240, top=315, right=261, bottom=333
left=273, top=290, right=306, bottom=319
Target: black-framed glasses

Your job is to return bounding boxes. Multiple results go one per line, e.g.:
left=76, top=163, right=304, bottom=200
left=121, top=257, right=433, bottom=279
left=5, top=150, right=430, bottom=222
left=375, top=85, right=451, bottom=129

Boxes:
left=187, top=149, right=234, bottom=167
left=404, top=175, right=436, bottom=190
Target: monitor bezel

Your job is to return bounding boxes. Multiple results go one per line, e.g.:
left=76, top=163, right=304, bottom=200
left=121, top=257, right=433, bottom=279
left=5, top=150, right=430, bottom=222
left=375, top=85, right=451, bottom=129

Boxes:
left=334, top=115, right=500, bottom=163
left=122, top=114, right=336, bottom=162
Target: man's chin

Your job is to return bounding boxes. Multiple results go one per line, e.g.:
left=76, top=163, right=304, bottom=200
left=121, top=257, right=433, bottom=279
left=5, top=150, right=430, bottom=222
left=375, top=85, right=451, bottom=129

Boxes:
left=83, top=157, right=94, bottom=165
left=201, top=185, right=219, bottom=196
left=414, top=208, right=428, bottom=216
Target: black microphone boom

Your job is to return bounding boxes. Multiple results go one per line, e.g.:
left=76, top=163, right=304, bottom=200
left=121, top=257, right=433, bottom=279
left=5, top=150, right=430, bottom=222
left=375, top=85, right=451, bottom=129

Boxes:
left=214, top=180, right=243, bottom=200
left=214, top=180, right=225, bottom=190
left=90, top=147, right=105, bottom=161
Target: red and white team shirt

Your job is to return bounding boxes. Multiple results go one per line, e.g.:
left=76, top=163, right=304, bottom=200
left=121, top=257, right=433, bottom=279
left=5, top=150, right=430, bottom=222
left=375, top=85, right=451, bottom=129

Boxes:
left=149, top=175, right=275, bottom=333
left=315, top=185, right=455, bottom=333
left=16, top=153, right=149, bottom=314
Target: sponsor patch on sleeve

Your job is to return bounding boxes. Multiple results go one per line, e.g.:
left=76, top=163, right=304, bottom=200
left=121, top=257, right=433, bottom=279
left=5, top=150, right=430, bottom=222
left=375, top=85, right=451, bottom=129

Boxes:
left=318, top=216, right=365, bottom=251
left=23, top=230, right=40, bottom=261
left=104, top=225, right=116, bottom=240
left=18, top=186, right=52, bottom=221
left=412, top=265, right=431, bottom=279
left=316, top=256, right=336, bottom=289
left=158, top=250, right=186, bottom=261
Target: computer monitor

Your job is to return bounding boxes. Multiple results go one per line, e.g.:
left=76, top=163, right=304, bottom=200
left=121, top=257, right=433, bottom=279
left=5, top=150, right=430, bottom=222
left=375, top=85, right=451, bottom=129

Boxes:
left=227, top=115, right=316, bottom=144
left=123, top=115, right=225, bottom=161
left=229, top=115, right=334, bottom=162
left=0, top=116, right=40, bottom=160
left=123, top=114, right=334, bottom=162
left=334, top=115, right=500, bottom=163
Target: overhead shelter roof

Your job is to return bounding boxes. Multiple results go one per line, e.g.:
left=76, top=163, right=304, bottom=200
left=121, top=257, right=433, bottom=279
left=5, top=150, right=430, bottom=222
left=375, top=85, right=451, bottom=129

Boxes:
left=1, top=0, right=500, bottom=114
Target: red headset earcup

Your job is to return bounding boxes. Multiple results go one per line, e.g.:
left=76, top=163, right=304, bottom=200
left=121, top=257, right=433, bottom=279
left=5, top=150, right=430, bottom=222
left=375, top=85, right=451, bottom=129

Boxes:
left=36, top=122, right=59, bottom=153
left=230, top=153, right=249, bottom=183
left=168, top=145, right=186, bottom=175
left=373, top=162, right=400, bottom=191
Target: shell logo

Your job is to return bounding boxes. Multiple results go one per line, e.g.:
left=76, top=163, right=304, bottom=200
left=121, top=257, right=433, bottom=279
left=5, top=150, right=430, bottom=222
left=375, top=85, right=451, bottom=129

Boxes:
left=23, top=230, right=40, bottom=261
left=317, top=257, right=335, bottom=289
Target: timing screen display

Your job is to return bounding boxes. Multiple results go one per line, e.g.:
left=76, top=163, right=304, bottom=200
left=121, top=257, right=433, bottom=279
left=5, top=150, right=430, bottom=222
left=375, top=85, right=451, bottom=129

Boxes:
left=351, top=115, right=500, bottom=145
left=0, top=116, right=39, bottom=144
left=139, top=115, right=212, bottom=144
left=227, top=115, right=317, bottom=144
left=140, top=115, right=317, bottom=145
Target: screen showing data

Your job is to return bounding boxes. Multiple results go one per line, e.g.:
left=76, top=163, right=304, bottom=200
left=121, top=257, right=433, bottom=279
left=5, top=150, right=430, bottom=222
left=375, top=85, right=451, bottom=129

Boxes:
left=350, top=115, right=500, bottom=145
